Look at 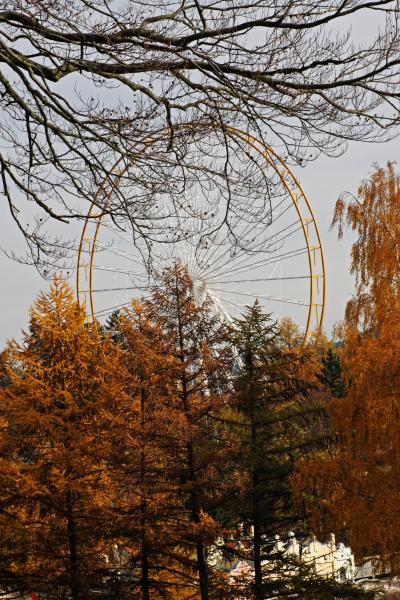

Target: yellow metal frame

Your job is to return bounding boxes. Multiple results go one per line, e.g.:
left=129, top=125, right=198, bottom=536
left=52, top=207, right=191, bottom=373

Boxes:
left=77, top=127, right=326, bottom=340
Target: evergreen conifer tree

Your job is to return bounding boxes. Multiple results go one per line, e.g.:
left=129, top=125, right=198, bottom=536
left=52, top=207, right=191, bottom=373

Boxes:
left=227, top=303, right=311, bottom=598
left=319, top=347, right=345, bottom=399
left=227, top=303, right=373, bottom=599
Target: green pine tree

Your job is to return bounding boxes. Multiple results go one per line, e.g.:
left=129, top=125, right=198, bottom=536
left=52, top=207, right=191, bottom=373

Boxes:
left=319, top=347, right=345, bottom=398
left=227, top=303, right=375, bottom=600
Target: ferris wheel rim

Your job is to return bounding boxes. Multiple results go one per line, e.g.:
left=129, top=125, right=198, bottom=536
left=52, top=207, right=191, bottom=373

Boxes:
left=76, top=125, right=326, bottom=341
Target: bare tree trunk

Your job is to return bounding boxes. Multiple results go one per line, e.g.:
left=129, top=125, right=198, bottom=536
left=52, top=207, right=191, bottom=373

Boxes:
left=66, top=490, right=80, bottom=600
left=251, top=419, right=262, bottom=600
left=140, top=534, right=150, bottom=600
left=196, top=540, right=209, bottom=600
left=140, top=386, right=150, bottom=600
left=247, top=351, right=262, bottom=600
left=139, top=451, right=150, bottom=600
left=187, top=439, right=209, bottom=600
left=176, top=282, right=209, bottom=600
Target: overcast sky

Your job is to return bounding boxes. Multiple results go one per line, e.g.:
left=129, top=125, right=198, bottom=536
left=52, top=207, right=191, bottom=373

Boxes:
left=1, top=7, right=398, bottom=347
left=1, top=135, right=398, bottom=347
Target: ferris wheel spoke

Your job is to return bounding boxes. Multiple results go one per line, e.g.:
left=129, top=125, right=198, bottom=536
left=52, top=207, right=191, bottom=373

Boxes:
left=211, top=286, right=308, bottom=306
left=186, top=193, right=294, bottom=280
left=193, top=246, right=235, bottom=281
left=191, top=227, right=237, bottom=273
left=258, top=221, right=304, bottom=254
left=92, top=300, right=134, bottom=318
left=266, top=196, right=294, bottom=226
left=192, top=194, right=293, bottom=276
left=204, top=220, right=303, bottom=281
left=227, top=215, right=302, bottom=265
left=206, top=247, right=310, bottom=281
left=102, top=223, right=133, bottom=245
left=84, top=285, right=149, bottom=293
left=210, top=249, right=308, bottom=280
left=210, top=275, right=311, bottom=285
left=210, top=294, right=249, bottom=312
left=197, top=217, right=270, bottom=276
left=96, top=244, right=149, bottom=267
left=227, top=193, right=292, bottom=248
left=227, top=188, right=292, bottom=239
left=92, top=266, right=149, bottom=278
left=261, top=218, right=304, bottom=248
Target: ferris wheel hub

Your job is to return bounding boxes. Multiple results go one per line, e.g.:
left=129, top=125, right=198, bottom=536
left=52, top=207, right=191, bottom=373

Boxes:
left=190, top=271, right=208, bottom=304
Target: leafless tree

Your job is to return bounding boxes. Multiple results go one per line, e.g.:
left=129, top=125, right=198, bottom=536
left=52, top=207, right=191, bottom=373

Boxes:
left=1, top=0, right=400, bottom=269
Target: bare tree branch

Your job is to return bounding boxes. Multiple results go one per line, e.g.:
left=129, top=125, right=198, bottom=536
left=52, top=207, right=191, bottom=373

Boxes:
left=0, top=0, right=400, bottom=268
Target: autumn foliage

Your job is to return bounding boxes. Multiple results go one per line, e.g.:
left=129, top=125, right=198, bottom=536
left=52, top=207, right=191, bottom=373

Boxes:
left=293, top=163, right=400, bottom=570
left=110, top=266, right=235, bottom=600
left=0, top=277, right=128, bottom=599
left=0, top=262, right=378, bottom=599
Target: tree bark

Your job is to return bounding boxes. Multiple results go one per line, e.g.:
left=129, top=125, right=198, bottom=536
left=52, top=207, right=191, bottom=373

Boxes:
left=66, top=490, right=80, bottom=600
left=176, top=281, right=209, bottom=600
left=140, top=384, right=150, bottom=600
left=247, top=351, right=262, bottom=599
left=251, top=419, right=262, bottom=600
left=140, top=535, right=150, bottom=600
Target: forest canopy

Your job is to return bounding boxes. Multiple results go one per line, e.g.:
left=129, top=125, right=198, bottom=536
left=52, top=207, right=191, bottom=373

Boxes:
left=0, top=266, right=376, bottom=600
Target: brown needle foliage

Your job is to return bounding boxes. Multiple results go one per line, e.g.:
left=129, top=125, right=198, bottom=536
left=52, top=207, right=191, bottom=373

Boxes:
left=0, top=275, right=128, bottom=599
left=139, top=262, right=236, bottom=600
left=109, top=301, right=191, bottom=600
left=293, top=163, right=400, bottom=570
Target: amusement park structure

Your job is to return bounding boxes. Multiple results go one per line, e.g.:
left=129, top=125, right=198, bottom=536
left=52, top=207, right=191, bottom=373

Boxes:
left=77, top=127, right=325, bottom=340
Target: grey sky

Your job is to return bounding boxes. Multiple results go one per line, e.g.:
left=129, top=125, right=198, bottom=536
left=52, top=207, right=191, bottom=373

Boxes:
left=1, top=136, right=398, bottom=346
left=0, top=6, right=398, bottom=346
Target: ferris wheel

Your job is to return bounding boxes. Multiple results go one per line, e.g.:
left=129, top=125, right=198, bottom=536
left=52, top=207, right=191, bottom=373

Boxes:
left=76, top=127, right=325, bottom=340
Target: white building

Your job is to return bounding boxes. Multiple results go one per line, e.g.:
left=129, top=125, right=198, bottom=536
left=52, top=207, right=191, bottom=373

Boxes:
left=210, top=531, right=356, bottom=584
left=295, top=532, right=355, bottom=582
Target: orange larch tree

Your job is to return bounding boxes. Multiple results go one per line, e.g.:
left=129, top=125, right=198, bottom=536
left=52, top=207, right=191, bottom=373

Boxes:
left=293, top=163, right=400, bottom=569
left=0, top=276, right=128, bottom=599
left=109, top=300, right=193, bottom=600
left=139, top=262, right=236, bottom=600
